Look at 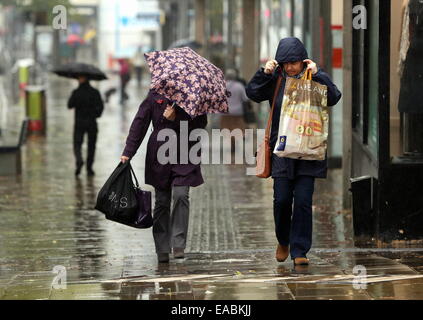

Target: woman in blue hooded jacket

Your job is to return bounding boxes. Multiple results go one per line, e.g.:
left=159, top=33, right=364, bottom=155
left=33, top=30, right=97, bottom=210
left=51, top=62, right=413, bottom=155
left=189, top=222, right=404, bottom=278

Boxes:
left=246, top=37, right=342, bottom=266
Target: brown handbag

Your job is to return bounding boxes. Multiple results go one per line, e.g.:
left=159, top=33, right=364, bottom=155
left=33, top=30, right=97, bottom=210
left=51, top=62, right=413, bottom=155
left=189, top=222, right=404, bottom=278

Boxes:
left=256, top=75, right=283, bottom=178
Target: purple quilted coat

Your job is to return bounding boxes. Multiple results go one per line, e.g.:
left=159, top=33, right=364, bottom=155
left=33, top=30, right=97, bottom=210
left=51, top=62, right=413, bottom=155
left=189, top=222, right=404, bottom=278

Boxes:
left=122, top=90, right=208, bottom=190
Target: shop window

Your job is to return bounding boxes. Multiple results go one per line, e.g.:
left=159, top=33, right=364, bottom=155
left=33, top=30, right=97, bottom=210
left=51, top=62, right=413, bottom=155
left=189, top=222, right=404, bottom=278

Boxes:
left=259, top=0, right=304, bottom=62
left=391, top=0, right=423, bottom=160
left=367, top=0, right=379, bottom=156
left=206, top=0, right=224, bottom=70
left=294, top=0, right=304, bottom=40
left=352, top=0, right=378, bottom=159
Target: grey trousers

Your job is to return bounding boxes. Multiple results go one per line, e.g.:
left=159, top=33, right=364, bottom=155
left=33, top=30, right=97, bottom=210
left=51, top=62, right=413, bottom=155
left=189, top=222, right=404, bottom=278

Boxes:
left=153, top=186, right=190, bottom=253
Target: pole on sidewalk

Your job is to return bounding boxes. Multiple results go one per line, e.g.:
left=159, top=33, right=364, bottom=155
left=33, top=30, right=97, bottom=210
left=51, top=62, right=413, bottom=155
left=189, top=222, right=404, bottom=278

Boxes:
left=342, top=0, right=353, bottom=210
left=241, top=0, right=260, bottom=82
left=31, top=11, right=39, bottom=85
left=0, top=77, right=7, bottom=136
left=241, top=0, right=260, bottom=130
left=195, top=0, right=206, bottom=57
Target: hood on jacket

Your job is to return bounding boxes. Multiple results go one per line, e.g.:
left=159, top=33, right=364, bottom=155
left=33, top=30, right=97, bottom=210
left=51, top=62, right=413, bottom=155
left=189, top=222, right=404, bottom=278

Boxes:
left=275, top=37, right=308, bottom=64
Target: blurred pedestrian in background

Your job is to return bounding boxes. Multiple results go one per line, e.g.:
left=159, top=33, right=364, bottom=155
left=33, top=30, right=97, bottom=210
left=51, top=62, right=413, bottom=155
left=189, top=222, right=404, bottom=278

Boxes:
left=235, top=68, right=247, bottom=87
left=118, top=58, right=132, bottom=103
left=132, top=47, right=145, bottom=88
left=221, top=69, right=249, bottom=152
left=233, top=68, right=257, bottom=126
left=68, top=75, right=104, bottom=176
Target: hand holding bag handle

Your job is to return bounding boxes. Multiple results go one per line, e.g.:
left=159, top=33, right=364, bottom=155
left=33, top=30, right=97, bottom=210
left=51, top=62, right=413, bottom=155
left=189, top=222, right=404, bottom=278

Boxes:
left=256, top=74, right=283, bottom=178
left=301, top=69, right=313, bottom=81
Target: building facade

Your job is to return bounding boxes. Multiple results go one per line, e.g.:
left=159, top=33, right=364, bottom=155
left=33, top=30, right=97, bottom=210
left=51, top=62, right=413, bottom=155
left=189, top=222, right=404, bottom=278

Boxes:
left=98, top=0, right=161, bottom=70
left=343, top=0, right=423, bottom=244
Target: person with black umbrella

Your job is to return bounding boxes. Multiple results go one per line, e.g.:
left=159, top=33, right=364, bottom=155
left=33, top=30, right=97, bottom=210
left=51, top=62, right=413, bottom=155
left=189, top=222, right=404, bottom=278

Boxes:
left=68, top=75, right=104, bottom=176
left=53, top=63, right=107, bottom=176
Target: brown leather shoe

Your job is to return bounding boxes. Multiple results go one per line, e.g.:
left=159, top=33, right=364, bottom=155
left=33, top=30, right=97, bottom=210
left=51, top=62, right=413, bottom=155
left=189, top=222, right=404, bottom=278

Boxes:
left=173, top=248, right=185, bottom=259
left=276, top=244, right=289, bottom=262
left=293, top=257, right=310, bottom=266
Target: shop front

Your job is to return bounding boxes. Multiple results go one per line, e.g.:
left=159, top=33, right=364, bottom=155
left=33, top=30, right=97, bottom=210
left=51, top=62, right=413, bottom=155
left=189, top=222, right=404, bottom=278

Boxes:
left=348, top=0, right=423, bottom=243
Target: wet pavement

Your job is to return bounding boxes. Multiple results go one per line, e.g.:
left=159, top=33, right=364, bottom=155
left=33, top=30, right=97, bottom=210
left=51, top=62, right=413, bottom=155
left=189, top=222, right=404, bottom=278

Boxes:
left=1, top=75, right=423, bottom=300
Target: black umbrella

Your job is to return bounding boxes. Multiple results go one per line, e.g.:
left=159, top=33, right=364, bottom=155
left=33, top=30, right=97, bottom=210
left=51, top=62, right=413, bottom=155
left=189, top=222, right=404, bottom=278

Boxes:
left=168, top=39, right=203, bottom=50
left=52, top=63, right=108, bottom=81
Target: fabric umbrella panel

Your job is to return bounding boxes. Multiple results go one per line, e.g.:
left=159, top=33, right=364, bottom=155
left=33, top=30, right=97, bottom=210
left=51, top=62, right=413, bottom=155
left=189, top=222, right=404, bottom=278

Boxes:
left=144, top=47, right=229, bottom=118
left=52, top=63, right=108, bottom=81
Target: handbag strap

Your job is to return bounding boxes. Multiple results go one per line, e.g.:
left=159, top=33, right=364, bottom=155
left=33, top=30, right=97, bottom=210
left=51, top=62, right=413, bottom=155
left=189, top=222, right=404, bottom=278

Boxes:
left=128, top=163, right=140, bottom=189
left=266, top=75, right=283, bottom=139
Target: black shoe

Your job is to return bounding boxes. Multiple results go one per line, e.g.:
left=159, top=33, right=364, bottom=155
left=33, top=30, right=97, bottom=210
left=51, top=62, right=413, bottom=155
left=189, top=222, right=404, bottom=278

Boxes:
left=75, top=163, right=83, bottom=176
left=157, top=253, right=169, bottom=263
left=87, top=168, right=95, bottom=176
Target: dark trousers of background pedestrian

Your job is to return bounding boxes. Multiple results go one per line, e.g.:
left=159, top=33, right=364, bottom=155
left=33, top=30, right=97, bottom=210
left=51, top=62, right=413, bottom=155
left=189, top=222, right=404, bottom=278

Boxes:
left=73, top=122, right=98, bottom=170
left=120, top=74, right=130, bottom=103
left=153, top=186, right=190, bottom=254
left=273, top=176, right=315, bottom=259
left=220, top=115, right=246, bottom=155
left=134, top=66, right=142, bottom=87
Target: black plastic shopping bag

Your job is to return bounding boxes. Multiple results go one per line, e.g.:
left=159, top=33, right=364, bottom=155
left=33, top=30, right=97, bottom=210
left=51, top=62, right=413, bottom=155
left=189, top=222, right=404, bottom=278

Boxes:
left=95, top=161, right=152, bottom=229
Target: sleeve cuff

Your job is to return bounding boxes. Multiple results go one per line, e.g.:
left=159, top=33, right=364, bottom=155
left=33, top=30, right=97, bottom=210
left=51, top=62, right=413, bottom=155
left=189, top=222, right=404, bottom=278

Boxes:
left=122, top=150, right=133, bottom=158
left=313, top=68, right=323, bottom=77
left=259, top=68, right=274, bottom=77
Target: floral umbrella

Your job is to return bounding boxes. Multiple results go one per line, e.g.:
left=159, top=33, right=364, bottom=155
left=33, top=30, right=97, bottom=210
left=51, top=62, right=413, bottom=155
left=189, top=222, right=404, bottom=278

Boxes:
left=144, top=47, right=229, bottom=118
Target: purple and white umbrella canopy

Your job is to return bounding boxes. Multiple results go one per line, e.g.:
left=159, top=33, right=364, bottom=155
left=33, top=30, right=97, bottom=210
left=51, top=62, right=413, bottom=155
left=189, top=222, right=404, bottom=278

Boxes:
left=145, top=47, right=230, bottom=118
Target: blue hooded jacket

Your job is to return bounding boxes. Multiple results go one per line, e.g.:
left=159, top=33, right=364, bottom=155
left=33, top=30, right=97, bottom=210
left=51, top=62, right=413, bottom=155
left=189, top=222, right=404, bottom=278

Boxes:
left=275, top=37, right=309, bottom=64
left=246, top=37, right=342, bottom=180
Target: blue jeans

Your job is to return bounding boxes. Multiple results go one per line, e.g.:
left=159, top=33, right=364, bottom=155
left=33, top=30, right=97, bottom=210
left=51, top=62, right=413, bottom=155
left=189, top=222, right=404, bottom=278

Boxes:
left=273, top=176, right=315, bottom=259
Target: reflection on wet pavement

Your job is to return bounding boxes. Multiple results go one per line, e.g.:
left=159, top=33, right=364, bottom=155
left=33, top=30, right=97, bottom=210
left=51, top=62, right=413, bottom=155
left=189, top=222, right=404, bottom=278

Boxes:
left=1, top=76, right=423, bottom=300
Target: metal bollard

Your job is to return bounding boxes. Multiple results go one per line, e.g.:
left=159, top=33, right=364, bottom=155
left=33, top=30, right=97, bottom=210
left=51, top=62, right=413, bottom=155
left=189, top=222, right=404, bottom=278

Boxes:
left=25, top=86, right=47, bottom=135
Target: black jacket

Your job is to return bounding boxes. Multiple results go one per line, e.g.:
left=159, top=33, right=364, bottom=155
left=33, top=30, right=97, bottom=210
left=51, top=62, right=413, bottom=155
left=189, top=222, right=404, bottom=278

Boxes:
left=68, top=82, right=104, bottom=123
left=246, top=37, right=342, bottom=179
